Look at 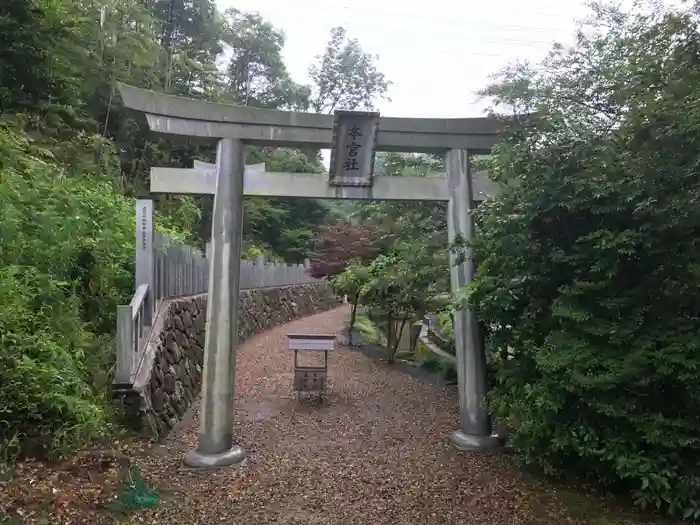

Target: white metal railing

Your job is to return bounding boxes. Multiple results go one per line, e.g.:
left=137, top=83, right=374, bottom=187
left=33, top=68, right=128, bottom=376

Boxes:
left=114, top=229, right=323, bottom=385
left=115, top=284, right=150, bottom=384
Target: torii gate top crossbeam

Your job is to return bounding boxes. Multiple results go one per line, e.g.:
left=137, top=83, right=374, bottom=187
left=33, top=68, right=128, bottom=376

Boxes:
left=117, top=83, right=503, bottom=153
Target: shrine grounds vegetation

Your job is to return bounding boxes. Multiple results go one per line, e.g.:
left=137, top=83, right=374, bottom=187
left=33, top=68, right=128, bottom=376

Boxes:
left=465, top=3, right=700, bottom=520
left=0, top=0, right=389, bottom=461
left=7, top=0, right=700, bottom=521
left=313, top=2, right=700, bottom=519
left=0, top=123, right=135, bottom=459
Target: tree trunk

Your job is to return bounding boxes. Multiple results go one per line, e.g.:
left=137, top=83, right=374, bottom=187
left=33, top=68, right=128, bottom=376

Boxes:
left=389, top=316, right=408, bottom=364
left=386, top=315, right=394, bottom=363
left=348, top=292, right=360, bottom=345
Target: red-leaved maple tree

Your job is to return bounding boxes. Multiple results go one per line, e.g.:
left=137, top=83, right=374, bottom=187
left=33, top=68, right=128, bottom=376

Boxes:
left=308, top=220, right=380, bottom=279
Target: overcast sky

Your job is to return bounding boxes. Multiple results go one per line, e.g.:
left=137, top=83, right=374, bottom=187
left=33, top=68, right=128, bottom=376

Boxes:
left=215, top=0, right=592, bottom=118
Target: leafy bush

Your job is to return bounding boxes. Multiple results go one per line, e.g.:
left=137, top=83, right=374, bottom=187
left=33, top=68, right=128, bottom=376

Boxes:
left=436, top=310, right=454, bottom=343
left=333, top=263, right=371, bottom=344
left=441, top=362, right=457, bottom=382
left=351, top=315, right=387, bottom=347
left=419, top=357, right=441, bottom=373
left=467, top=3, right=700, bottom=519
left=0, top=123, right=136, bottom=458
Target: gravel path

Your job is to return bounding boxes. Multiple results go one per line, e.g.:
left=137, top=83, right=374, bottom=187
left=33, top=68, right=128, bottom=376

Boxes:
left=1, top=306, right=663, bottom=525
left=127, top=305, right=587, bottom=525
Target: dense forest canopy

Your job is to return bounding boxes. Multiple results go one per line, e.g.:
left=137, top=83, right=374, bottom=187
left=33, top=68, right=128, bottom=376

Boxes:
left=0, top=0, right=394, bottom=260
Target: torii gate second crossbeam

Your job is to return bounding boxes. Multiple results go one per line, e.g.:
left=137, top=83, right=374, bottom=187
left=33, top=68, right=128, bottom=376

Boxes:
left=118, top=83, right=505, bottom=469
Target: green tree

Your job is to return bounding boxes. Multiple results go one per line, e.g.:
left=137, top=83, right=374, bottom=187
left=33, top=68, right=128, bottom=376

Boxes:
left=468, top=1, right=700, bottom=518
left=80, top=0, right=161, bottom=134
left=332, top=263, right=371, bottom=344
left=221, top=8, right=310, bottom=109
left=358, top=242, right=446, bottom=363
left=151, top=0, right=224, bottom=95
left=0, top=0, right=83, bottom=121
left=309, top=26, right=391, bottom=113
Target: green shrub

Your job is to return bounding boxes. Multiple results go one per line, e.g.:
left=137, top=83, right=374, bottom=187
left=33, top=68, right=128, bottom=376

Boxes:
left=0, top=123, right=136, bottom=458
left=420, top=357, right=441, bottom=372
left=466, top=4, right=700, bottom=519
left=441, top=362, right=457, bottom=382
left=0, top=267, right=109, bottom=456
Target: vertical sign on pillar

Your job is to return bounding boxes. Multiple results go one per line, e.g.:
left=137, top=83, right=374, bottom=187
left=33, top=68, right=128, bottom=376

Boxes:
left=135, top=199, right=154, bottom=325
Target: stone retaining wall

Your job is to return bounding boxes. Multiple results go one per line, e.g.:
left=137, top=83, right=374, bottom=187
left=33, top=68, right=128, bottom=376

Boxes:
left=119, top=282, right=340, bottom=438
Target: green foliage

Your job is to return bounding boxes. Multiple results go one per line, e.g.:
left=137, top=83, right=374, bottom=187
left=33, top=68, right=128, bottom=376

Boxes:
left=242, top=147, right=329, bottom=262
left=468, top=2, right=700, bottom=518
left=309, top=26, right=391, bottom=113
left=416, top=352, right=457, bottom=382
left=360, top=250, right=440, bottom=322
left=420, top=357, right=442, bottom=373
left=0, top=0, right=390, bottom=463
left=442, top=362, right=457, bottom=382
left=151, top=0, right=223, bottom=96
left=354, top=243, right=446, bottom=362
left=222, top=8, right=310, bottom=109
left=0, top=123, right=138, bottom=458
left=333, top=263, right=371, bottom=298
left=333, top=263, right=371, bottom=344
left=351, top=315, right=387, bottom=347
left=436, top=310, right=455, bottom=343
left=0, top=0, right=83, bottom=116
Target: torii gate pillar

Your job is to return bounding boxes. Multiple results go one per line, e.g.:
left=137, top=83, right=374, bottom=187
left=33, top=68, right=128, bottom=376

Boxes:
left=183, top=138, right=247, bottom=468
left=446, top=149, right=499, bottom=450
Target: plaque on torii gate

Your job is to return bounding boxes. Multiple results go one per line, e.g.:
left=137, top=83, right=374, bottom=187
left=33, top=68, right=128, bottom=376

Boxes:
left=328, top=110, right=379, bottom=190
left=117, top=83, right=505, bottom=469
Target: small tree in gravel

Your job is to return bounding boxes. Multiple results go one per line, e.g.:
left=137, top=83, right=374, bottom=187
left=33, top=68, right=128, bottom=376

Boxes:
left=332, top=262, right=370, bottom=344
left=359, top=244, right=445, bottom=363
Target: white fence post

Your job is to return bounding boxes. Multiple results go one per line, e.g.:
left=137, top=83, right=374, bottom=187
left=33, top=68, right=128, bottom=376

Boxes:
left=131, top=233, right=324, bottom=308
left=115, top=305, right=134, bottom=384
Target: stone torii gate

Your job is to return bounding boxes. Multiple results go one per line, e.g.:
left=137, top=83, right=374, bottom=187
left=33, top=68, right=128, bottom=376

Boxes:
left=118, top=83, right=504, bottom=468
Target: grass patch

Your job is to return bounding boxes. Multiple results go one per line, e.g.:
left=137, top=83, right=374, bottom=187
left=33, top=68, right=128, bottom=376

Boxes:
left=415, top=340, right=458, bottom=381
left=352, top=315, right=387, bottom=347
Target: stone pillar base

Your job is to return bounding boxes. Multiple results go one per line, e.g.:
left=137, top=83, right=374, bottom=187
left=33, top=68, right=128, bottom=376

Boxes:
left=182, top=445, right=246, bottom=469
left=449, top=429, right=503, bottom=452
